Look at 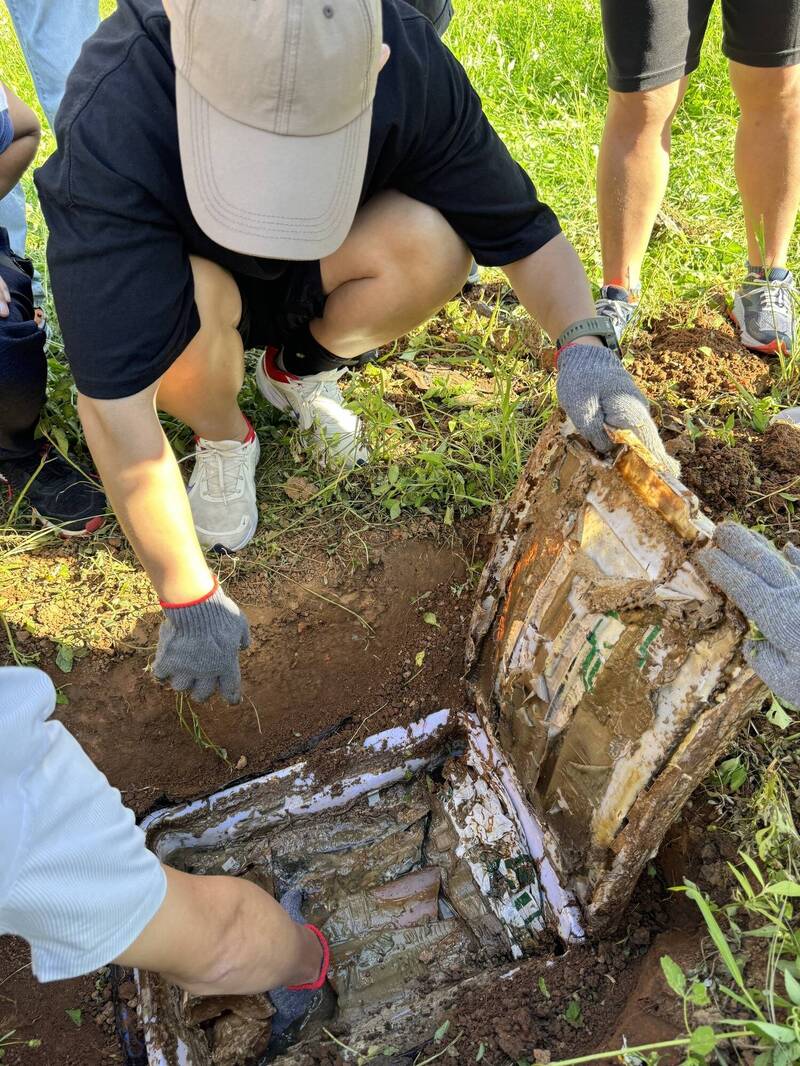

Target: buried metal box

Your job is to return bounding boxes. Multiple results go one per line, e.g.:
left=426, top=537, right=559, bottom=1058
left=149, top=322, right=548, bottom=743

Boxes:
left=136, top=419, right=766, bottom=1063
left=467, top=419, right=767, bottom=931
left=137, top=711, right=583, bottom=1065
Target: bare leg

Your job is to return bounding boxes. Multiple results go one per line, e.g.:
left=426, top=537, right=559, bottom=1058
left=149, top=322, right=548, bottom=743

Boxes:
left=730, top=61, right=800, bottom=269
left=115, top=867, right=321, bottom=996
left=597, top=78, right=688, bottom=290
left=314, top=190, right=472, bottom=359
left=156, top=257, right=249, bottom=442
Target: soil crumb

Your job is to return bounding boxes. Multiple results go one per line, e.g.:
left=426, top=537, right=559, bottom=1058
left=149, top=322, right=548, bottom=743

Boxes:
left=760, top=421, right=800, bottom=476
left=667, top=425, right=799, bottom=546
left=669, top=434, right=758, bottom=513
left=632, top=314, right=772, bottom=404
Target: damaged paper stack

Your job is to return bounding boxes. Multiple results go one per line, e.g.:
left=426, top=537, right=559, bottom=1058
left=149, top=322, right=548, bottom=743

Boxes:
left=467, top=418, right=766, bottom=931
left=133, top=418, right=767, bottom=1065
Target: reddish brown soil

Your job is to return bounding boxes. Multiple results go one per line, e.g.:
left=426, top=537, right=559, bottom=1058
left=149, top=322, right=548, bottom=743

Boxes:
left=761, top=421, right=800, bottom=476
left=631, top=314, right=772, bottom=405
left=1, top=521, right=716, bottom=1066
left=669, top=422, right=800, bottom=546
left=670, top=434, right=758, bottom=514
left=0, top=534, right=475, bottom=1064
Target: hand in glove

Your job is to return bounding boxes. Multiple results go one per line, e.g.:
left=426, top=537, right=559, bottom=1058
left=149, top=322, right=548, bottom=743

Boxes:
left=697, top=521, right=800, bottom=708
left=268, top=890, right=333, bottom=1053
left=557, top=343, right=679, bottom=477
left=153, top=579, right=250, bottom=704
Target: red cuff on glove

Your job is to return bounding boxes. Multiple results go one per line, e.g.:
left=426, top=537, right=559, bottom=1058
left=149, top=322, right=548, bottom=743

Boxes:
left=554, top=341, right=581, bottom=369
left=159, top=576, right=219, bottom=610
left=287, top=925, right=330, bottom=991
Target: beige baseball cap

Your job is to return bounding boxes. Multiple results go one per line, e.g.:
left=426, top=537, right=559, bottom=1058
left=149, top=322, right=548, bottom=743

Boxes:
left=169, top=0, right=383, bottom=261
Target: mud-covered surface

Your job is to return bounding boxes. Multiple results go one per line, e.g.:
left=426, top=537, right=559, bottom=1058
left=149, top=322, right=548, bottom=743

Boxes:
left=145, top=734, right=550, bottom=1065
left=0, top=522, right=720, bottom=1066
left=283, top=864, right=706, bottom=1066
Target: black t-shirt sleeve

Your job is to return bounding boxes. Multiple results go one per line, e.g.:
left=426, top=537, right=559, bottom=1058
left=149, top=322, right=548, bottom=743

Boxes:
left=395, top=20, right=561, bottom=266
left=35, top=59, right=198, bottom=400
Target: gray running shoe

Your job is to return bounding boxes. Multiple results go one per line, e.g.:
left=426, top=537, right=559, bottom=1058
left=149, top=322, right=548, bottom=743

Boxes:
left=595, top=284, right=639, bottom=345
left=731, top=267, right=795, bottom=356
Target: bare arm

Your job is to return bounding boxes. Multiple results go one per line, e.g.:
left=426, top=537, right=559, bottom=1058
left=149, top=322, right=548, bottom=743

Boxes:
left=0, top=84, right=40, bottom=200
left=502, top=232, right=603, bottom=347
left=503, top=232, right=677, bottom=473
left=77, top=387, right=214, bottom=602
left=114, top=866, right=322, bottom=996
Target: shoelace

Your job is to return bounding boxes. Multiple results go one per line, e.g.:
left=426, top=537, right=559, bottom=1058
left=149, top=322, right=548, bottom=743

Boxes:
left=196, top=442, right=248, bottom=502
left=747, top=277, right=794, bottom=316
left=291, top=370, right=349, bottom=429
left=596, top=297, right=636, bottom=331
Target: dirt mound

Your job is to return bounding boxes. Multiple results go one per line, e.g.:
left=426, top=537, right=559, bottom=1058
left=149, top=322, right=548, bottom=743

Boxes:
left=760, top=421, right=800, bottom=476
left=632, top=315, right=772, bottom=404
left=668, top=427, right=799, bottom=546
left=669, top=434, right=758, bottom=514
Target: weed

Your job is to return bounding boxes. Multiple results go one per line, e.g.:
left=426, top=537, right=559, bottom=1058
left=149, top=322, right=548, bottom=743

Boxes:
left=0, top=1031, right=42, bottom=1060
left=322, top=1020, right=461, bottom=1064
left=175, top=693, right=231, bottom=767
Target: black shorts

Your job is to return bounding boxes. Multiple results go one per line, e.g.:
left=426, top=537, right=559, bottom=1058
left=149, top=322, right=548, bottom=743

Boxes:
left=602, top=0, right=800, bottom=92
left=234, top=260, right=327, bottom=352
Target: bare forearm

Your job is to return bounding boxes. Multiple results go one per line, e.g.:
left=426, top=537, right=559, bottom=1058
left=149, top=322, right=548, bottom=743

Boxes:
left=115, top=867, right=321, bottom=995
left=0, top=135, right=38, bottom=198
left=503, top=233, right=602, bottom=345
left=78, top=392, right=213, bottom=602
left=1, top=84, right=40, bottom=198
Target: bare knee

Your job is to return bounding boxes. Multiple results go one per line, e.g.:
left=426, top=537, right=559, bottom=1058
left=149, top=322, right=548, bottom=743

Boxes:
left=157, top=258, right=244, bottom=414
left=606, top=80, right=687, bottom=147
left=731, top=61, right=800, bottom=121
left=378, top=193, right=471, bottom=293
left=324, top=190, right=471, bottom=296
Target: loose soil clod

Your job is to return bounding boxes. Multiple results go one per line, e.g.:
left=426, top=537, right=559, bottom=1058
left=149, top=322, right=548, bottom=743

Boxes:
left=669, top=434, right=757, bottom=513
left=631, top=314, right=772, bottom=404
left=760, top=421, right=800, bottom=477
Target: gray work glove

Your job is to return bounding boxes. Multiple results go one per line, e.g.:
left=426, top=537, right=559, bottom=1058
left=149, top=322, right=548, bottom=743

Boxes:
left=268, top=890, right=333, bottom=1051
left=697, top=522, right=800, bottom=708
left=557, top=344, right=679, bottom=476
left=153, top=584, right=249, bottom=704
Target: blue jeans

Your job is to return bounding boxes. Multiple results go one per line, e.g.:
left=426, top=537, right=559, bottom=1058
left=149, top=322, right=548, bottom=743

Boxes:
left=0, top=0, right=99, bottom=285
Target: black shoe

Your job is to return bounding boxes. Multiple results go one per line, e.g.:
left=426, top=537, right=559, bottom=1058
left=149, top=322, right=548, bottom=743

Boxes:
left=0, top=446, right=106, bottom=536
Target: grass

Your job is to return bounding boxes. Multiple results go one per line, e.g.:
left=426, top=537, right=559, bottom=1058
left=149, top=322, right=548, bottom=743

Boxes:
left=1, top=0, right=797, bottom=559
left=2, top=4, right=800, bottom=1065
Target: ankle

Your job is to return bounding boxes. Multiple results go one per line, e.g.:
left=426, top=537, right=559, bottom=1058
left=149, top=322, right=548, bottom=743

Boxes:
left=603, top=279, right=641, bottom=302
left=196, top=411, right=251, bottom=444
left=746, top=261, right=791, bottom=282
left=281, top=323, right=356, bottom=377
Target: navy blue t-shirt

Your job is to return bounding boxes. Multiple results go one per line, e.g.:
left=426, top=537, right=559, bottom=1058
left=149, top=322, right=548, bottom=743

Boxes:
left=36, top=0, right=561, bottom=400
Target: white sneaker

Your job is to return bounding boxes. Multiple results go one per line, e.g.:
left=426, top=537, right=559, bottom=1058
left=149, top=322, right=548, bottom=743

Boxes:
left=187, top=425, right=260, bottom=551
left=256, top=347, right=369, bottom=468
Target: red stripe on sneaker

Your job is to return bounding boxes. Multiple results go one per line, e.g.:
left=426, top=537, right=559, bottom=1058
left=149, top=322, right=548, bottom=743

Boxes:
left=263, top=345, right=299, bottom=383
left=242, top=415, right=256, bottom=444
left=160, top=575, right=218, bottom=610
left=84, top=516, right=105, bottom=534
